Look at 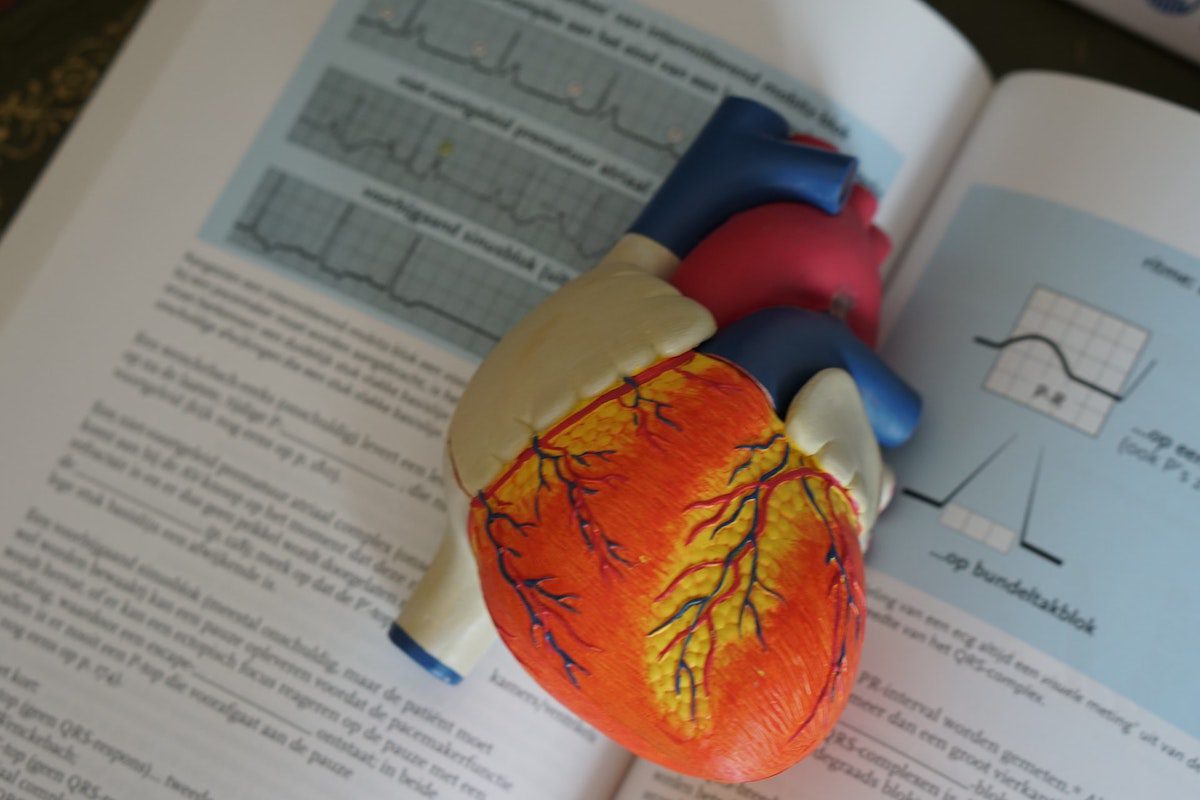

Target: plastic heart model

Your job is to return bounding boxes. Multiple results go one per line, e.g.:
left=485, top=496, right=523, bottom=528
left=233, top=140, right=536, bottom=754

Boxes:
left=390, top=98, right=921, bottom=782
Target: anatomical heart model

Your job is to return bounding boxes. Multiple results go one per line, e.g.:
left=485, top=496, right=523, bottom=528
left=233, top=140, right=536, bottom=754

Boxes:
left=390, top=98, right=921, bottom=782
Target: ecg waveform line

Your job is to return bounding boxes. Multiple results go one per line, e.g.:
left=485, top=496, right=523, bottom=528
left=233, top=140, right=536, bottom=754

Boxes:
left=228, top=170, right=549, bottom=355
left=904, top=438, right=1063, bottom=566
left=237, top=173, right=501, bottom=342
left=1016, top=449, right=1062, bottom=566
left=359, top=11, right=684, bottom=159
left=974, top=333, right=1157, bottom=403
left=295, top=96, right=614, bottom=263
left=351, top=0, right=713, bottom=172
left=902, top=436, right=1016, bottom=509
left=298, top=103, right=613, bottom=258
left=237, top=187, right=499, bottom=343
left=289, top=68, right=641, bottom=269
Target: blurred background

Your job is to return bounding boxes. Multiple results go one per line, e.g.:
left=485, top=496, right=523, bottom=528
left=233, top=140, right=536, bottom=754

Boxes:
left=2, top=0, right=1198, bottom=234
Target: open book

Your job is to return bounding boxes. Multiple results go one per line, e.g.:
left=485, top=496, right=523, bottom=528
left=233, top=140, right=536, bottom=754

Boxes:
left=1, top=0, right=1197, bottom=797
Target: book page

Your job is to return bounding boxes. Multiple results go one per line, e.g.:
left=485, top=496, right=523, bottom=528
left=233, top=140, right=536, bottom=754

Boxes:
left=0, top=1, right=985, bottom=798
left=0, top=3, right=632, bottom=798
left=616, top=73, right=1200, bottom=799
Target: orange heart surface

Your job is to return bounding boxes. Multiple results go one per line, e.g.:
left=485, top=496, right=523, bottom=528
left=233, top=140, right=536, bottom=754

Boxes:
left=462, top=351, right=865, bottom=782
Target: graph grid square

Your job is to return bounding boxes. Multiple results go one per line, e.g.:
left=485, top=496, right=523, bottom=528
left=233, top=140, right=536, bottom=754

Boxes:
left=981, top=287, right=1149, bottom=435
left=940, top=503, right=1015, bottom=554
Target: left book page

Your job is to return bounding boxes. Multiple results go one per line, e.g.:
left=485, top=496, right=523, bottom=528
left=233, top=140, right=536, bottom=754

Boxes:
left=0, top=4, right=631, bottom=798
left=0, top=1, right=982, bottom=798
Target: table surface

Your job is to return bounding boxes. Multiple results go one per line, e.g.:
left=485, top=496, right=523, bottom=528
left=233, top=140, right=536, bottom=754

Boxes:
left=1, top=0, right=1198, bottom=234
left=927, top=0, right=1200, bottom=110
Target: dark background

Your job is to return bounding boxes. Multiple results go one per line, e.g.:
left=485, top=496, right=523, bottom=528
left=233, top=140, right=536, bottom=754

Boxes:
left=1, top=0, right=1198, bottom=234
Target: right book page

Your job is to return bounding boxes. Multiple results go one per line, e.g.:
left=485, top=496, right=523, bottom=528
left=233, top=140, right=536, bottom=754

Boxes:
left=616, top=72, right=1200, bottom=798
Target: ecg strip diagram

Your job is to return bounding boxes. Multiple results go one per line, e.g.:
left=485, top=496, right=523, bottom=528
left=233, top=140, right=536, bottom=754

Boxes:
left=227, top=169, right=549, bottom=356
left=904, top=439, right=1063, bottom=566
left=977, top=287, right=1155, bottom=436
left=349, top=0, right=714, bottom=174
left=289, top=68, right=641, bottom=270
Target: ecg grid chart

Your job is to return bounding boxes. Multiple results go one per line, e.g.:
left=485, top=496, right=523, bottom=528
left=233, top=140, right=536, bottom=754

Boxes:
left=350, top=0, right=715, bottom=174
left=228, top=170, right=548, bottom=356
left=979, top=287, right=1151, bottom=435
left=288, top=68, right=643, bottom=270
